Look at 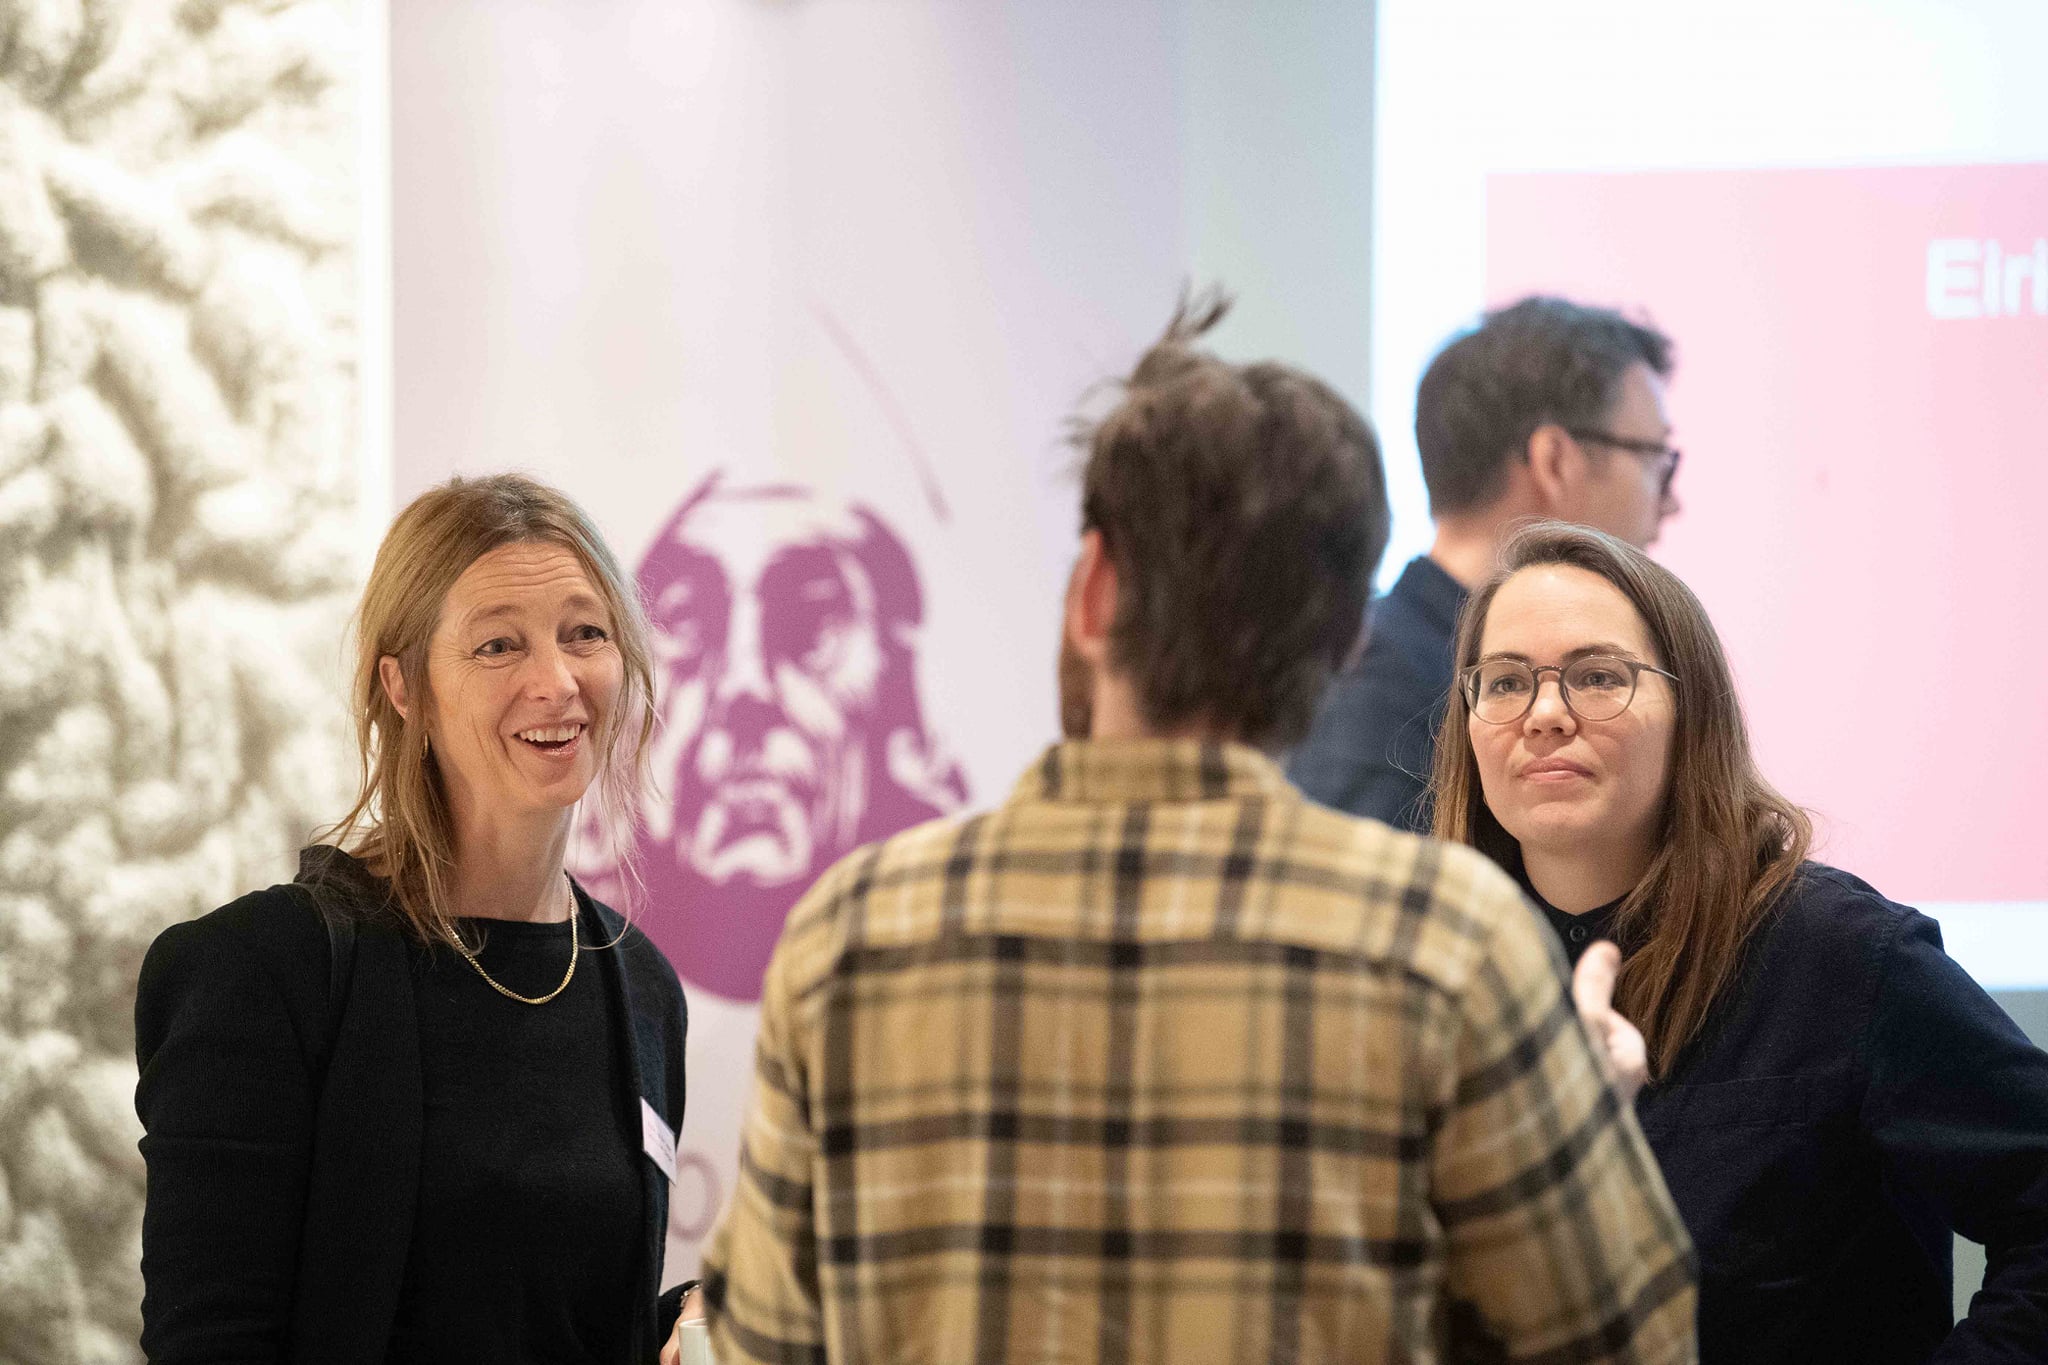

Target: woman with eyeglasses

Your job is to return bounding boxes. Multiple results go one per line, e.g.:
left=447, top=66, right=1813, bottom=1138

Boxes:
left=1431, top=520, right=2048, bottom=1365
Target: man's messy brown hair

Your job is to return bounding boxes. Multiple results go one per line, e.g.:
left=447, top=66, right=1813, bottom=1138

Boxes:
left=1077, top=291, right=1389, bottom=750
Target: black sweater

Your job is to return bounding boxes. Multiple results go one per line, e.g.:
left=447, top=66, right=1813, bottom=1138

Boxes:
left=384, top=911, right=640, bottom=1362
left=1534, top=862, right=2048, bottom=1364
left=134, top=849, right=690, bottom=1364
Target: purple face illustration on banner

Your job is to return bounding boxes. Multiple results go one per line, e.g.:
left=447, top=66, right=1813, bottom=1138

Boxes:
left=624, top=474, right=967, bottom=1000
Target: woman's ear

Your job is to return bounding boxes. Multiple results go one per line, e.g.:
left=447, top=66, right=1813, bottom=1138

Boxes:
left=378, top=655, right=410, bottom=721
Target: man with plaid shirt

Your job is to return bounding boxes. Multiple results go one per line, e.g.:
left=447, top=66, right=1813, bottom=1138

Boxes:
left=695, top=296, right=1697, bottom=1363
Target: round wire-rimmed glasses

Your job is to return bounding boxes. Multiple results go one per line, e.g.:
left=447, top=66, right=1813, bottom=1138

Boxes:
left=1461, top=654, right=1678, bottom=725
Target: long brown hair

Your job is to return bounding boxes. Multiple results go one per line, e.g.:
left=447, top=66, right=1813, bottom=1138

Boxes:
left=318, top=474, right=656, bottom=947
left=1431, top=521, right=1810, bottom=1076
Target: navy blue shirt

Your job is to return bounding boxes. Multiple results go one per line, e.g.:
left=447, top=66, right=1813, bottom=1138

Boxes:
left=1286, top=555, right=1468, bottom=831
left=1531, top=863, right=2048, bottom=1365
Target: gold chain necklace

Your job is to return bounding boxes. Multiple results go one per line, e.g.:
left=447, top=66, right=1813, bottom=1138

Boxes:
left=456, top=875, right=579, bottom=1006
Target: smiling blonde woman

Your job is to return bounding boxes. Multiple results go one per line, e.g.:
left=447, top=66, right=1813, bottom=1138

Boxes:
left=135, top=474, right=692, bottom=1364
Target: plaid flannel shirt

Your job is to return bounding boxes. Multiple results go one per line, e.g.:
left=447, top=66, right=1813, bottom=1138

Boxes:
left=703, top=739, right=1696, bottom=1364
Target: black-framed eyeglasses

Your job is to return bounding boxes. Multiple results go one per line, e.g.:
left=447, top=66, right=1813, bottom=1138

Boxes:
left=1566, top=427, right=1682, bottom=497
left=1461, top=654, right=1678, bottom=725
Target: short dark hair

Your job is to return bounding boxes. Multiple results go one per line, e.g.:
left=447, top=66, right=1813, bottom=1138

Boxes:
left=1415, top=296, right=1673, bottom=516
left=1078, top=291, right=1389, bottom=750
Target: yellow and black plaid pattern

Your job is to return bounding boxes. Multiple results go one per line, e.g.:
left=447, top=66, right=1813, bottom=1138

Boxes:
left=704, top=739, right=1696, bottom=1364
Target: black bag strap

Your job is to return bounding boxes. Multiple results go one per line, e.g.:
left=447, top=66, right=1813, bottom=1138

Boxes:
left=318, top=899, right=358, bottom=1072
left=293, top=845, right=367, bottom=1082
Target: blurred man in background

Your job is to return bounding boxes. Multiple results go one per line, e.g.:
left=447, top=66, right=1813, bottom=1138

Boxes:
left=1288, top=296, right=1682, bottom=831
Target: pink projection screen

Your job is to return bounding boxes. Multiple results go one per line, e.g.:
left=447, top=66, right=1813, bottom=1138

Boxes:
left=1487, top=163, right=2048, bottom=906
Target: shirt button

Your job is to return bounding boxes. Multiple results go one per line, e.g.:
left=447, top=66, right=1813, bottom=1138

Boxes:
left=1569, top=924, right=1588, bottom=943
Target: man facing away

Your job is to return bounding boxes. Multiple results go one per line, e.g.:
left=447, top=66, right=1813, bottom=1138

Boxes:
left=699, top=296, right=1696, bottom=1364
left=1288, top=297, right=1682, bottom=832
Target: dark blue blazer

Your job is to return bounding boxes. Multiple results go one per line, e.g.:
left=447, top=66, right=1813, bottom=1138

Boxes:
left=1546, top=863, right=2048, bottom=1364
left=134, top=848, right=688, bottom=1364
left=1287, top=555, right=1468, bottom=832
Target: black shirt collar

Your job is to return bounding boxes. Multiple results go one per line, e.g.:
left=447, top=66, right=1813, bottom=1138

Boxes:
left=1511, top=855, right=1625, bottom=965
left=297, top=843, right=397, bottom=912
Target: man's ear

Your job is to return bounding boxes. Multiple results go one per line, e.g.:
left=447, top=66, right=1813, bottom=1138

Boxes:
left=1525, top=422, right=1583, bottom=518
left=378, top=655, right=411, bottom=721
left=1063, top=529, right=1118, bottom=667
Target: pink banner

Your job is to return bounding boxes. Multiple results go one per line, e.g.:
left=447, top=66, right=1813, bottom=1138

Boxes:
left=1488, top=163, right=2048, bottom=903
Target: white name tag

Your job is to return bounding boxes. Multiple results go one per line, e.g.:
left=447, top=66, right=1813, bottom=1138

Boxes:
left=640, top=1097, right=678, bottom=1183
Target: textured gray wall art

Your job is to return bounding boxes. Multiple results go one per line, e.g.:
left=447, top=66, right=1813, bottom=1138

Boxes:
left=0, top=1, right=364, bottom=1359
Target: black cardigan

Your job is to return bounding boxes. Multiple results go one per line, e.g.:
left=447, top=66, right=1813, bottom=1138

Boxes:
left=1543, top=862, right=2048, bottom=1364
left=134, top=848, right=689, bottom=1364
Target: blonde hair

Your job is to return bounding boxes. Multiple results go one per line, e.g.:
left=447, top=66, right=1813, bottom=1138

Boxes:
left=1431, top=521, right=1811, bottom=1077
left=319, top=473, right=656, bottom=947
